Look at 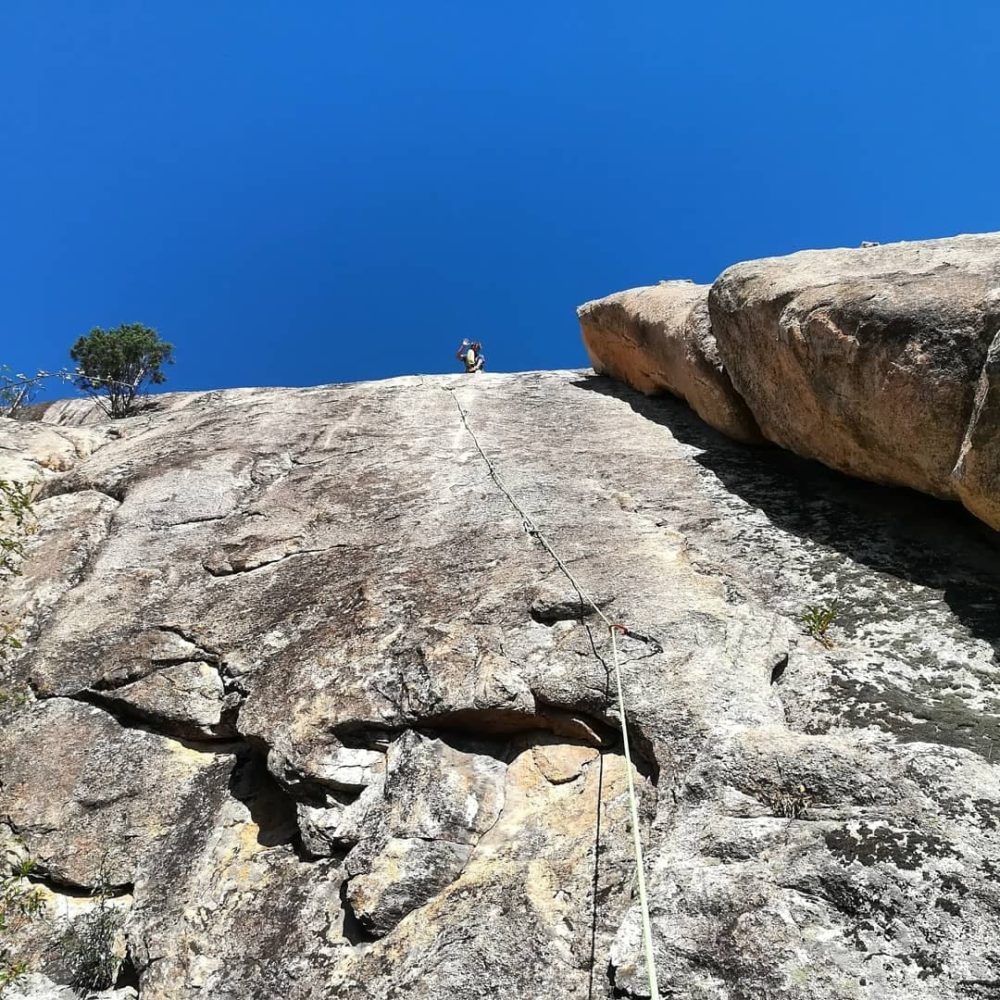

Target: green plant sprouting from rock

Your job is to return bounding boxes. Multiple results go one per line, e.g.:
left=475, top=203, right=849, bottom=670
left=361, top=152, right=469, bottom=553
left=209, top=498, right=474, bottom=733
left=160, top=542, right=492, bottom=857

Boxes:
left=0, top=858, right=46, bottom=996
left=0, top=483, right=40, bottom=994
left=0, top=478, right=34, bottom=697
left=62, top=868, right=126, bottom=992
left=0, top=480, right=34, bottom=582
left=758, top=782, right=814, bottom=819
left=800, top=602, right=839, bottom=648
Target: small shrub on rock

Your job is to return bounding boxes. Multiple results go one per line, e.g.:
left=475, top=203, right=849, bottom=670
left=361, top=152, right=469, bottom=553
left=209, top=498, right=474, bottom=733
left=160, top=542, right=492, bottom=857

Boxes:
left=0, top=859, right=46, bottom=995
left=63, top=878, right=126, bottom=991
left=801, top=602, right=839, bottom=648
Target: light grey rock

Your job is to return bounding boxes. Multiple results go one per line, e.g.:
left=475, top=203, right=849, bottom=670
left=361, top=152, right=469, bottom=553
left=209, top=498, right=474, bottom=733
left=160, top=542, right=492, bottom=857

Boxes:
left=346, top=836, right=473, bottom=937
left=309, top=745, right=385, bottom=792
left=295, top=800, right=347, bottom=856
left=0, top=371, right=998, bottom=998
left=125, top=756, right=348, bottom=1000
left=368, top=731, right=506, bottom=846
left=341, top=731, right=507, bottom=934
left=0, top=491, right=118, bottom=630
left=295, top=766, right=389, bottom=858
left=0, top=420, right=113, bottom=483
left=91, top=660, right=231, bottom=739
left=2, top=973, right=77, bottom=1000
left=0, top=488, right=118, bottom=716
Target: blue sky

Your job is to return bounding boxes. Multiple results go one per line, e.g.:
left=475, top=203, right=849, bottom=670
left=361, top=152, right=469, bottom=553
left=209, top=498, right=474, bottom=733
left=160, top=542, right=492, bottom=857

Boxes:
left=2, top=1, right=999, bottom=395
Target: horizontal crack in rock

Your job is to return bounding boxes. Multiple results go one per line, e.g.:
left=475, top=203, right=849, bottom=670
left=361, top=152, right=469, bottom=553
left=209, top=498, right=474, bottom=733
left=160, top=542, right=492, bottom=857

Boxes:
left=25, top=869, right=134, bottom=899
left=203, top=547, right=338, bottom=577
left=36, top=479, right=126, bottom=504
left=39, top=689, right=250, bottom=755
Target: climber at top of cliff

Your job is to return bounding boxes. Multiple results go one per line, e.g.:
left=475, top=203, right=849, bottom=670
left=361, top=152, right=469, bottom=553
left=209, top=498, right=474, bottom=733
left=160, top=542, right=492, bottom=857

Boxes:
left=456, top=339, right=485, bottom=373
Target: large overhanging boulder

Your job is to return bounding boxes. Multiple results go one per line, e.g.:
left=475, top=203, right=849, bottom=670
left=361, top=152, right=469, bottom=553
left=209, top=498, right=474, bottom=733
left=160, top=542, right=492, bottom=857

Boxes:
left=708, top=233, right=1000, bottom=530
left=579, top=234, right=1000, bottom=532
left=577, top=281, right=762, bottom=443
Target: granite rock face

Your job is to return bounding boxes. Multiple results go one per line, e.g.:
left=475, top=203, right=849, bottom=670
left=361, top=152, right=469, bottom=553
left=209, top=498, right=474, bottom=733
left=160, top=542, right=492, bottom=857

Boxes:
left=709, top=232, right=1000, bottom=529
left=578, top=281, right=762, bottom=443
left=6, top=975, right=135, bottom=1000
left=954, top=330, right=1000, bottom=529
left=1, top=371, right=999, bottom=999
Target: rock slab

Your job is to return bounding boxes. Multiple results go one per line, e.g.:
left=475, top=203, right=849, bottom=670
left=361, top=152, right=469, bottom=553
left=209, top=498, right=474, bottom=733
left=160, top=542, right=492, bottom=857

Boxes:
left=1, top=370, right=999, bottom=999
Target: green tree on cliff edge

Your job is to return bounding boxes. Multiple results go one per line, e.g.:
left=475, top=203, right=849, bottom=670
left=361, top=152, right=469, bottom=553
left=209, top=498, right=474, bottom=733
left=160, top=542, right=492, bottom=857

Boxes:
left=70, top=323, right=174, bottom=418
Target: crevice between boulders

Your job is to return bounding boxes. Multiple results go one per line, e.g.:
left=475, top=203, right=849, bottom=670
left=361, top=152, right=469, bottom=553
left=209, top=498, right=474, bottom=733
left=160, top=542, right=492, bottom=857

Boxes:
left=68, top=684, right=242, bottom=743
left=27, top=628, right=245, bottom=743
left=331, top=700, right=659, bottom=785
left=203, top=545, right=347, bottom=577
left=60, top=624, right=248, bottom=741
left=529, top=595, right=612, bottom=626
left=338, top=881, right=378, bottom=946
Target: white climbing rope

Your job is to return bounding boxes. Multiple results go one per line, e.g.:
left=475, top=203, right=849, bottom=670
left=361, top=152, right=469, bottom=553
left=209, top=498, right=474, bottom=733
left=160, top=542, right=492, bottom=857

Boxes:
left=445, top=384, right=660, bottom=1000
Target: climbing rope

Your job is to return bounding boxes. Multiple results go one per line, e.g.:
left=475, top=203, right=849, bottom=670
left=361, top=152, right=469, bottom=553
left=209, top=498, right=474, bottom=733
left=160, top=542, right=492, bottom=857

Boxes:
left=444, top=384, right=660, bottom=1000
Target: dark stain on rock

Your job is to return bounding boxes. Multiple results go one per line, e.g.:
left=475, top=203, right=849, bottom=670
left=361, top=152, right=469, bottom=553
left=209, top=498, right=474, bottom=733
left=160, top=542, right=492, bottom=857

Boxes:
left=825, top=673, right=1000, bottom=761
left=981, top=858, right=1000, bottom=880
left=824, top=822, right=961, bottom=870
left=973, top=799, right=1000, bottom=830
left=529, top=595, right=608, bottom=626
left=911, top=946, right=946, bottom=980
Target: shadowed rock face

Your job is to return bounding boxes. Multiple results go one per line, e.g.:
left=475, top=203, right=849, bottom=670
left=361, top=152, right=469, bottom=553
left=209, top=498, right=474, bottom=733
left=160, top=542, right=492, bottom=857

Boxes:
left=1, top=371, right=999, bottom=999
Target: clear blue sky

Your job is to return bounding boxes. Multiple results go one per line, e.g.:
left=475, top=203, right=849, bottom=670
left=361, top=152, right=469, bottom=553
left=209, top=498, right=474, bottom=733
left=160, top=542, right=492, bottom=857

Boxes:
left=2, top=2, right=999, bottom=394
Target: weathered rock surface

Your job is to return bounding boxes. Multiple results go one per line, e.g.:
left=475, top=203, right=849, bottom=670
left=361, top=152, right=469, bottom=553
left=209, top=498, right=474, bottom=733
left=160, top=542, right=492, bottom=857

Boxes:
left=1, top=370, right=999, bottom=998
left=578, top=281, right=762, bottom=443
left=342, top=731, right=507, bottom=935
left=580, top=234, right=1000, bottom=532
left=0, top=421, right=113, bottom=484
left=0, top=698, right=221, bottom=889
left=6, top=974, right=135, bottom=1000
left=954, top=331, right=1000, bottom=529
left=708, top=233, right=1000, bottom=529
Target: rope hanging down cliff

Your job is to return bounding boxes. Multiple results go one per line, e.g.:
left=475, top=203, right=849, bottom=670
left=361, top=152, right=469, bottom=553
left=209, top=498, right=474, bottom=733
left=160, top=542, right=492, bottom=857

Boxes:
left=444, top=384, right=661, bottom=1000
